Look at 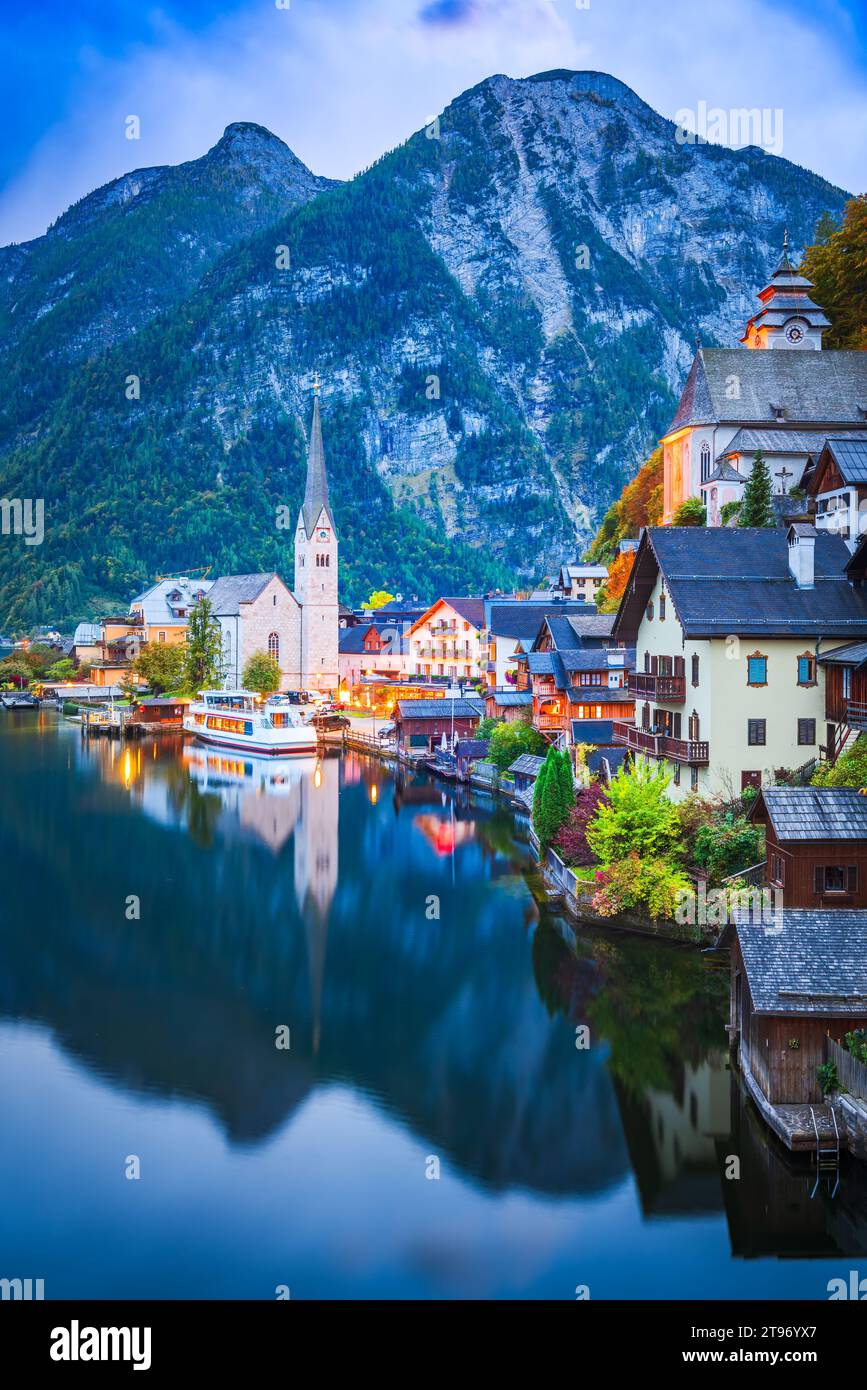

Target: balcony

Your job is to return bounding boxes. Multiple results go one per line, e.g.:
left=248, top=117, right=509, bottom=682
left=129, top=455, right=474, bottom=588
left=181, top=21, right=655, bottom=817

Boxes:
left=629, top=672, right=686, bottom=703
left=845, top=700, right=867, bottom=730
left=613, top=720, right=709, bottom=765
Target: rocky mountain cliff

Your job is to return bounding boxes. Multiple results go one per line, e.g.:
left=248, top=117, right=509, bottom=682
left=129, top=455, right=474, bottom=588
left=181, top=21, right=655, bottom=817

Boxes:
left=0, top=72, right=848, bottom=628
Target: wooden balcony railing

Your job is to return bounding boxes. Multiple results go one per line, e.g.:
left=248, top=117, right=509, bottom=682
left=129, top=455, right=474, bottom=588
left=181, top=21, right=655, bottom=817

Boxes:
left=845, top=700, right=867, bottom=730
left=628, top=672, right=686, bottom=702
left=612, top=720, right=709, bottom=765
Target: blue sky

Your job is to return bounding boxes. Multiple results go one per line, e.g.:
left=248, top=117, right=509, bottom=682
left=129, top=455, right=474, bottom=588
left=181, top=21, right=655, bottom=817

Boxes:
left=1, top=0, right=865, bottom=245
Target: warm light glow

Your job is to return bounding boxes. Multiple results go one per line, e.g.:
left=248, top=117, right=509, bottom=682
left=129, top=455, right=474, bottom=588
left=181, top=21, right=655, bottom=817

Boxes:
left=369, top=783, right=379, bottom=805
left=123, top=750, right=132, bottom=787
left=314, top=763, right=323, bottom=789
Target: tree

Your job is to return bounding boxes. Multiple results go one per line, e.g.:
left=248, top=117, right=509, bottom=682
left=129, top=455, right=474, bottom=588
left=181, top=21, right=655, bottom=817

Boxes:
left=739, top=453, right=774, bottom=528
left=45, top=658, right=75, bottom=681
left=242, top=650, right=281, bottom=696
left=0, top=657, right=34, bottom=687
left=586, top=757, right=683, bottom=865
left=672, top=498, right=706, bottom=527
left=586, top=447, right=663, bottom=566
left=800, top=197, right=867, bottom=350
left=555, top=749, right=576, bottom=815
left=595, top=549, right=635, bottom=613
left=365, top=590, right=396, bottom=611
left=486, top=718, right=545, bottom=772
left=184, top=597, right=224, bottom=692
left=131, top=642, right=187, bottom=694
left=554, top=782, right=606, bottom=865
left=533, top=746, right=572, bottom=846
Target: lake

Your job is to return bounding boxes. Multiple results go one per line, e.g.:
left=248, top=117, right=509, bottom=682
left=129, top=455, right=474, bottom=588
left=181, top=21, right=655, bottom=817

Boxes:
left=0, top=711, right=865, bottom=1299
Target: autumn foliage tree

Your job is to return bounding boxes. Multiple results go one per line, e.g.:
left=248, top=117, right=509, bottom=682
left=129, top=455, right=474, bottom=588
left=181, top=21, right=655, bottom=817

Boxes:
left=586, top=447, right=663, bottom=567
left=800, top=197, right=867, bottom=350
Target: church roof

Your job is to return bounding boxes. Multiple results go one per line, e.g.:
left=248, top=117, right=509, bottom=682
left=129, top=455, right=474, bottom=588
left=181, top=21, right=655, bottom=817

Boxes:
left=301, top=396, right=335, bottom=539
left=700, top=459, right=745, bottom=486
left=718, top=428, right=832, bottom=458
left=665, top=348, right=867, bottom=434
left=207, top=574, right=282, bottom=615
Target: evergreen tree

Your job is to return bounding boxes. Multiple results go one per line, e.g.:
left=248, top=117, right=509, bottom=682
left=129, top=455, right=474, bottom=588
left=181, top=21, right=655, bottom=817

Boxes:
left=184, top=597, right=224, bottom=692
left=739, top=453, right=774, bottom=528
left=556, top=749, right=576, bottom=814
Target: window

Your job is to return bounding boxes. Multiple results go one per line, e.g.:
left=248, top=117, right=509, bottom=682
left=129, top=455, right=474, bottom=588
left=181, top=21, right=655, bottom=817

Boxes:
left=798, top=718, right=816, bottom=745
left=673, top=762, right=681, bottom=786
left=158, top=631, right=166, bottom=643
left=646, top=601, right=654, bottom=620
left=748, top=718, right=766, bottom=745
left=700, top=441, right=711, bottom=483
left=797, top=654, right=816, bottom=686
left=843, top=667, right=853, bottom=699
left=747, top=653, right=768, bottom=686
left=815, top=865, right=857, bottom=895
left=690, top=766, right=699, bottom=791
left=691, top=653, right=700, bottom=687
left=770, top=853, right=785, bottom=886
left=268, top=632, right=280, bottom=662
left=688, top=710, right=700, bottom=740
left=659, top=594, right=666, bottom=621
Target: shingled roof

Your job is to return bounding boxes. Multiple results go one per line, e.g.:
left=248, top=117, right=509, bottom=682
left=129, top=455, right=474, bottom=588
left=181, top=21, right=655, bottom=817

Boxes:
left=816, top=435, right=867, bottom=486
left=613, top=527, right=867, bottom=641
left=301, top=396, right=336, bottom=539
left=735, top=911, right=867, bottom=1015
left=395, top=698, right=485, bottom=720
left=753, top=786, right=867, bottom=841
left=206, top=574, right=283, bottom=615
left=665, top=348, right=867, bottom=435
left=487, top=600, right=593, bottom=641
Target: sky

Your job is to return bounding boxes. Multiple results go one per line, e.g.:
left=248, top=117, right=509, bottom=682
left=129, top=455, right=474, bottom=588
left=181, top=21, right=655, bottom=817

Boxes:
left=1, top=0, right=865, bottom=246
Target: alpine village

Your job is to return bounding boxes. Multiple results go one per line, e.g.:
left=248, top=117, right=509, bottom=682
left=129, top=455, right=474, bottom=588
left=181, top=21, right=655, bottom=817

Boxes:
left=5, top=107, right=867, bottom=1195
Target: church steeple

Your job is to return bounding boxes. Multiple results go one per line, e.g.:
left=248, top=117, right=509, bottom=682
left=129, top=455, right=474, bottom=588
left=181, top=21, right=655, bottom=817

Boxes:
left=301, top=378, right=336, bottom=539
left=741, top=231, right=831, bottom=350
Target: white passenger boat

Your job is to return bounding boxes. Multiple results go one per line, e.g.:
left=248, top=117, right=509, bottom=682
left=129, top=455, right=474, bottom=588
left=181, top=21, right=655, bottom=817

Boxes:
left=183, top=690, right=318, bottom=755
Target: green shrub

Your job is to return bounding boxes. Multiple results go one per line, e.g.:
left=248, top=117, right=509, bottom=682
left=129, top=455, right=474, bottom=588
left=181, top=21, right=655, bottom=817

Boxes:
left=817, top=1061, right=840, bottom=1096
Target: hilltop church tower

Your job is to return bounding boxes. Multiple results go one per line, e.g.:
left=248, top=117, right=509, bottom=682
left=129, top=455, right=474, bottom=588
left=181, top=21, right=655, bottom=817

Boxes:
left=294, top=381, right=339, bottom=692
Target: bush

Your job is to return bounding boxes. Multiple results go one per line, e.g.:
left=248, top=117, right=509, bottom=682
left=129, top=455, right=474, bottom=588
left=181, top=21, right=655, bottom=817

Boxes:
left=692, top=810, right=764, bottom=884
left=671, top=498, right=706, bottom=527
left=591, top=853, right=692, bottom=920
left=720, top=500, right=742, bottom=526
left=586, top=757, right=683, bottom=865
left=242, top=650, right=281, bottom=695
left=845, top=1028, right=867, bottom=1064
left=817, top=1061, right=840, bottom=1096
left=486, top=718, right=545, bottom=772
left=553, top=783, right=607, bottom=866
left=812, top=734, right=867, bottom=788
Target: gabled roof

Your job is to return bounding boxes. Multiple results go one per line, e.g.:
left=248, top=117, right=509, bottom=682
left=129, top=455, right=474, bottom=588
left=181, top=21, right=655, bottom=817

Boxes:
left=700, top=459, right=745, bottom=487
left=719, top=428, right=834, bottom=459
left=395, top=698, right=485, bottom=719
left=508, top=753, right=546, bottom=776
left=487, top=600, right=593, bottom=641
left=73, top=621, right=102, bottom=646
left=129, top=577, right=214, bottom=625
left=735, top=911, right=867, bottom=1015
left=612, top=527, right=867, bottom=642
left=752, top=786, right=867, bottom=841
left=565, top=614, right=617, bottom=643
left=486, top=690, right=533, bottom=707
left=814, top=435, right=867, bottom=488
left=409, top=597, right=486, bottom=633
left=665, top=349, right=867, bottom=435
left=817, top=640, right=867, bottom=669
left=207, top=574, right=287, bottom=615
left=338, top=624, right=379, bottom=654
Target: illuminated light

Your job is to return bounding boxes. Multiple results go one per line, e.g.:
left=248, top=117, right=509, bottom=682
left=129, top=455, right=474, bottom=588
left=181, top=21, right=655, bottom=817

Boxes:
left=314, top=763, right=323, bottom=789
left=369, top=783, right=379, bottom=805
left=123, top=750, right=132, bottom=786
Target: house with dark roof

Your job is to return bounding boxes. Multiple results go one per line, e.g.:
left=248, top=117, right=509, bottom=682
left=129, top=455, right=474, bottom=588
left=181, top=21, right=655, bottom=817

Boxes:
left=750, top=786, right=867, bottom=908
left=662, top=238, right=867, bottom=525
left=484, top=599, right=594, bottom=688
left=806, top=434, right=867, bottom=543
left=611, top=524, right=867, bottom=799
left=338, top=622, right=405, bottom=692
left=392, top=697, right=485, bottom=754
left=817, top=632, right=867, bottom=763
left=511, top=609, right=635, bottom=753
left=408, top=598, right=487, bottom=683
left=727, top=910, right=867, bottom=1152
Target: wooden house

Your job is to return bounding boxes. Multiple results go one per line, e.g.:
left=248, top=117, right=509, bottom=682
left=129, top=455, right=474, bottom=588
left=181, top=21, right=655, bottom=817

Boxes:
left=727, top=911, right=867, bottom=1150
left=129, top=697, right=187, bottom=732
left=514, top=612, right=634, bottom=752
left=393, top=697, right=485, bottom=754
left=750, top=786, right=867, bottom=908
left=807, top=434, right=867, bottom=541
left=484, top=689, right=534, bottom=723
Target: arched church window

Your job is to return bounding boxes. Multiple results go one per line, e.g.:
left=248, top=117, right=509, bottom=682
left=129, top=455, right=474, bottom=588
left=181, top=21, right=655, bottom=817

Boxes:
left=700, top=442, right=711, bottom=483
left=268, top=632, right=280, bottom=662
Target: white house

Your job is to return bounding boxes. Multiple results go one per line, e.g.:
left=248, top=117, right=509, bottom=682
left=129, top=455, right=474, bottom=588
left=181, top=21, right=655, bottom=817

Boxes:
left=611, top=525, right=867, bottom=801
left=408, top=598, right=486, bottom=683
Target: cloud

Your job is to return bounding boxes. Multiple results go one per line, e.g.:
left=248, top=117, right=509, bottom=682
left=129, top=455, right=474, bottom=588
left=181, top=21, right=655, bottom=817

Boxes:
left=0, top=0, right=864, bottom=247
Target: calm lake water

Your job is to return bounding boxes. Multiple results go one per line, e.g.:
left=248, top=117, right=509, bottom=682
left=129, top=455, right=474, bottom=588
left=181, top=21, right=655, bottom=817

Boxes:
left=0, top=712, right=865, bottom=1299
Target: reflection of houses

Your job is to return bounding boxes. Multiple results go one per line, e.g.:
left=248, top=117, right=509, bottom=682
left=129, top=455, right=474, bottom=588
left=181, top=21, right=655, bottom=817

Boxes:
left=295, top=756, right=339, bottom=1054
left=726, top=911, right=867, bottom=1151
left=750, top=786, right=867, bottom=908
left=614, top=1055, right=730, bottom=1216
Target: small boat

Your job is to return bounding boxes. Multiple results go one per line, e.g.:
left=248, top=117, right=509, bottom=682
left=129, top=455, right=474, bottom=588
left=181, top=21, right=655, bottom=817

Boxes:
left=183, top=689, right=318, bottom=756
left=1, top=692, right=39, bottom=710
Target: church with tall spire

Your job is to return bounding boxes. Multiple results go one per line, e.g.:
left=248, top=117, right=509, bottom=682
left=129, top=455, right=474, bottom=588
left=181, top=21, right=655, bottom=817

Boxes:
left=661, top=233, right=867, bottom=526
left=207, top=381, right=340, bottom=692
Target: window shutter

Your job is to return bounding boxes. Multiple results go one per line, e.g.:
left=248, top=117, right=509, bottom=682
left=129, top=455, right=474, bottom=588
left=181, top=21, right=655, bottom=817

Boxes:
left=814, top=866, right=824, bottom=895
left=848, top=866, right=857, bottom=893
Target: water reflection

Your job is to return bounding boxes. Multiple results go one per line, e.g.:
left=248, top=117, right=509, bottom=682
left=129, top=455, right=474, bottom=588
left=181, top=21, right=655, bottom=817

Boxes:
left=0, top=716, right=865, bottom=1295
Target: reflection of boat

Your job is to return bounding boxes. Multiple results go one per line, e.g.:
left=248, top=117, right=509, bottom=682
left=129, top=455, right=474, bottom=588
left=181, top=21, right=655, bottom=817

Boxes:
left=183, top=744, right=318, bottom=795
left=183, top=690, right=317, bottom=755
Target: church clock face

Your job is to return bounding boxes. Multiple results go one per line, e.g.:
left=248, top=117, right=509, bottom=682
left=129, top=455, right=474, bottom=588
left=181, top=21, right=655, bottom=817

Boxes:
left=318, top=528, right=329, bottom=542
left=784, top=319, right=807, bottom=345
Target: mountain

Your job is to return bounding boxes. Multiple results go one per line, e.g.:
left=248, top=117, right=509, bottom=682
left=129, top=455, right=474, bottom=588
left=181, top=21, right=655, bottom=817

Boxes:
left=0, top=72, right=849, bottom=629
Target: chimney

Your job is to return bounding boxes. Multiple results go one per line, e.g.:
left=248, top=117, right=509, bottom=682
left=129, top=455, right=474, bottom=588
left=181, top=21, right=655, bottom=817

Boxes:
left=787, top=523, right=816, bottom=590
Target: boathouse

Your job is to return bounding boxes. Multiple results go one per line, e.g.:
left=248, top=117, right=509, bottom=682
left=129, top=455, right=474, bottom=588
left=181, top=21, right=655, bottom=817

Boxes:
left=750, top=786, right=867, bottom=908
left=393, top=697, right=485, bottom=754
left=727, top=910, right=867, bottom=1151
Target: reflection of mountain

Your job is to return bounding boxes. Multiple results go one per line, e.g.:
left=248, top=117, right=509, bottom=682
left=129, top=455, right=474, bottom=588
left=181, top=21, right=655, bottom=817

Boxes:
left=0, top=723, right=702, bottom=1198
